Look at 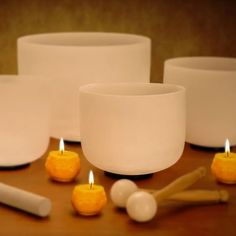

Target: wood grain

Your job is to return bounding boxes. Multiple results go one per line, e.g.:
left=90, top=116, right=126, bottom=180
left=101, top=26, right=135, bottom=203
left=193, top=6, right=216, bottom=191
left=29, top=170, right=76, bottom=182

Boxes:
left=0, top=138, right=235, bottom=236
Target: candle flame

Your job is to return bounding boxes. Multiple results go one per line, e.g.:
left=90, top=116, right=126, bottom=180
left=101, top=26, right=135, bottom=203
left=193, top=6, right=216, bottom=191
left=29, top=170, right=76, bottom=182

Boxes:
left=59, top=138, right=65, bottom=154
left=89, top=170, right=94, bottom=189
left=225, top=139, right=230, bottom=157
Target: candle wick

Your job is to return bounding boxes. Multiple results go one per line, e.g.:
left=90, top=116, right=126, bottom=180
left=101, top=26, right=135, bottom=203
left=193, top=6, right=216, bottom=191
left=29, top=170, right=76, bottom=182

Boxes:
left=90, top=183, right=93, bottom=190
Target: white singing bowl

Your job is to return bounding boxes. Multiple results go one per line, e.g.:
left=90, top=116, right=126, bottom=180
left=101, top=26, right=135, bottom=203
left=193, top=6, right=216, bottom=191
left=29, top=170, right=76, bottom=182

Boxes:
left=79, top=83, right=186, bottom=175
left=0, top=75, right=51, bottom=167
left=164, top=57, right=236, bottom=147
left=17, top=32, right=151, bottom=141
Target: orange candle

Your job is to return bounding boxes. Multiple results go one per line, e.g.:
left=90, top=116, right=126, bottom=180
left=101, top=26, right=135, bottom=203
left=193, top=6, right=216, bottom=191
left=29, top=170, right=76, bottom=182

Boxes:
left=211, top=139, right=236, bottom=184
left=71, top=170, right=107, bottom=216
left=45, top=138, right=80, bottom=182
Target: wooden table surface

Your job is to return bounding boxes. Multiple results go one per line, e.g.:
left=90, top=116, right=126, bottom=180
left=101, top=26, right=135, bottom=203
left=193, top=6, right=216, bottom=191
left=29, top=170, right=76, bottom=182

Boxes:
left=0, top=138, right=235, bottom=236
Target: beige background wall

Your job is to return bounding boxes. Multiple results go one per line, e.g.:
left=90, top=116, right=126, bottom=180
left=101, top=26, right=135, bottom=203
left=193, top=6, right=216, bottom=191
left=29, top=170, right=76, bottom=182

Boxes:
left=0, top=0, right=235, bottom=82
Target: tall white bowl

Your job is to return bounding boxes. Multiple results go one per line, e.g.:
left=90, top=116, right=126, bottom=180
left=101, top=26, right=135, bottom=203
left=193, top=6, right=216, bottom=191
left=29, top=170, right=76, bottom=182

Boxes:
left=17, top=32, right=151, bottom=141
left=0, top=75, right=51, bottom=167
left=79, top=83, right=186, bottom=175
left=164, top=57, right=236, bottom=147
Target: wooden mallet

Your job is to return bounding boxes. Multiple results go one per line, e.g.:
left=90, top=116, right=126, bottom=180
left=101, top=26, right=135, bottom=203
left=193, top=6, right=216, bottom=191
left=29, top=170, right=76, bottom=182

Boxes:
left=125, top=167, right=228, bottom=222
left=110, top=179, right=228, bottom=208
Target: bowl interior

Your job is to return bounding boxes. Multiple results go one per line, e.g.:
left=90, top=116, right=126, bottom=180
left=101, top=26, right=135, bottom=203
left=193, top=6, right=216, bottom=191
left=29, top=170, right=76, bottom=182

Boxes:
left=22, top=33, right=149, bottom=47
left=80, top=83, right=184, bottom=96
left=167, top=57, right=236, bottom=71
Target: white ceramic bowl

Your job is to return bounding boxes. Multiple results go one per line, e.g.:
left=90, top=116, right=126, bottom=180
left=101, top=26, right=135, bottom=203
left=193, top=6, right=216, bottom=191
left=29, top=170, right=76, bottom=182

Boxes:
left=79, top=83, right=186, bottom=175
left=17, top=32, right=151, bottom=141
left=164, top=57, right=236, bottom=147
left=0, top=75, right=51, bottom=167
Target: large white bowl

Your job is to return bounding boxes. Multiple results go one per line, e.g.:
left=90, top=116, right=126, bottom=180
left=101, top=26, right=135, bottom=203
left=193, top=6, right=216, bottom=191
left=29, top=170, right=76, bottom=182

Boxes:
left=17, top=32, right=151, bottom=141
left=79, top=83, right=186, bottom=175
left=164, top=57, right=236, bottom=147
left=0, top=75, right=51, bottom=167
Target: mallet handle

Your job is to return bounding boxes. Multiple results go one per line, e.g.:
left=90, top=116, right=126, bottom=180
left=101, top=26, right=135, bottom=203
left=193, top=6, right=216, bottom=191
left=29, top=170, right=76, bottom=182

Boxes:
left=143, top=189, right=229, bottom=203
left=153, top=167, right=206, bottom=202
left=167, top=190, right=229, bottom=203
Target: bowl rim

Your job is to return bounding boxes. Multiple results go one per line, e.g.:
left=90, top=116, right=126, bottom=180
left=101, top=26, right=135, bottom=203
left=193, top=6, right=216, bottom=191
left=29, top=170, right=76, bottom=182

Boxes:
left=17, top=32, right=151, bottom=48
left=165, top=56, right=236, bottom=72
left=79, top=82, right=185, bottom=98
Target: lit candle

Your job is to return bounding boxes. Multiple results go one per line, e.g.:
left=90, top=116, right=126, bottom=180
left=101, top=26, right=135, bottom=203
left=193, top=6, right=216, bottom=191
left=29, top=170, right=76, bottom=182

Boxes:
left=45, top=138, right=80, bottom=182
left=211, top=139, right=236, bottom=184
left=71, top=170, right=107, bottom=216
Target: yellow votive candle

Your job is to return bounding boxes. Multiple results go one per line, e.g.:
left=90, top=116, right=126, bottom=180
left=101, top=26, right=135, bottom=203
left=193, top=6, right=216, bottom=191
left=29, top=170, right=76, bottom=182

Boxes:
left=211, top=139, right=236, bottom=184
left=71, top=170, right=107, bottom=216
left=45, top=138, right=80, bottom=182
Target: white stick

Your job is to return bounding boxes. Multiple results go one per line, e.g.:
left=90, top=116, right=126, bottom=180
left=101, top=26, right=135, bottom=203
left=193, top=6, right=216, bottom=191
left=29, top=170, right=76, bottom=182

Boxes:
left=0, top=183, right=51, bottom=217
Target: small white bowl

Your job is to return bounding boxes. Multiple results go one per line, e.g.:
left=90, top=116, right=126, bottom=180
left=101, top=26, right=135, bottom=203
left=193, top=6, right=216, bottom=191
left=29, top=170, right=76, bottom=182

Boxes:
left=79, top=83, right=185, bottom=175
left=164, top=57, right=236, bottom=147
left=0, top=75, right=51, bottom=167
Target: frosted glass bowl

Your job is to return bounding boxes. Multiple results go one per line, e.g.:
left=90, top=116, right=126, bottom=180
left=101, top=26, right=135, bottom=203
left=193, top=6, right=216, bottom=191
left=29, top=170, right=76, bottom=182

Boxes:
left=164, top=57, right=236, bottom=147
left=17, top=32, right=151, bottom=141
left=0, top=75, right=51, bottom=167
left=79, top=83, right=186, bottom=175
